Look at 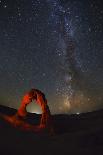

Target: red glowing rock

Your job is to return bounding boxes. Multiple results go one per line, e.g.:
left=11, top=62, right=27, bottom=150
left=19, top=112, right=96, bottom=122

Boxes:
left=0, top=89, right=54, bottom=134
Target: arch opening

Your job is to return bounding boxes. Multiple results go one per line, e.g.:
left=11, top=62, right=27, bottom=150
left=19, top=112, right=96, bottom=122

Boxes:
left=26, top=101, right=42, bottom=114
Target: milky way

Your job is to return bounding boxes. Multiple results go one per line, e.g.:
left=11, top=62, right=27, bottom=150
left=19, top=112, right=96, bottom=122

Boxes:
left=0, top=0, right=103, bottom=114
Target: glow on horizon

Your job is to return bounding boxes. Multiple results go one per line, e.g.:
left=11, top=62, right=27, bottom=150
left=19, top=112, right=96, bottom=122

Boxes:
left=76, top=112, right=80, bottom=115
left=30, top=110, right=42, bottom=114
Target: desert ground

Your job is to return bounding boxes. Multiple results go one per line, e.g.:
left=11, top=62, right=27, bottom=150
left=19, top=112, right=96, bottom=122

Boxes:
left=0, top=105, right=103, bottom=155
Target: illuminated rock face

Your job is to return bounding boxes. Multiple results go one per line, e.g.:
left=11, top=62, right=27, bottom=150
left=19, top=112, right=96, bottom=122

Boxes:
left=16, top=89, right=52, bottom=129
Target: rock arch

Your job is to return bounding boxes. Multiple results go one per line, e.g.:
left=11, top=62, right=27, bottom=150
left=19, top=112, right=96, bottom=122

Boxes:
left=16, top=89, right=52, bottom=129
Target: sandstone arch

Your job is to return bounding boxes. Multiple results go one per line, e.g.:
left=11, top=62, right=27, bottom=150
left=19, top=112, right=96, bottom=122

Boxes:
left=15, top=89, right=52, bottom=130
left=0, top=89, right=54, bottom=134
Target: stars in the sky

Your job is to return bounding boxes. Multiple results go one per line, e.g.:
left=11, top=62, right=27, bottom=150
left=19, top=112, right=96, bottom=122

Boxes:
left=17, top=7, right=21, bottom=17
left=0, top=0, right=102, bottom=114
left=0, top=0, right=7, bottom=8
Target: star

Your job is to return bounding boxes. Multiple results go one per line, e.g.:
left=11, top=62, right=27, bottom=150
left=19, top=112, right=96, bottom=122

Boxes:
left=4, top=5, right=7, bottom=8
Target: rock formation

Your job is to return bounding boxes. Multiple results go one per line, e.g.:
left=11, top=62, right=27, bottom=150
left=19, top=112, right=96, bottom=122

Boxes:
left=15, top=89, right=53, bottom=132
left=0, top=89, right=54, bottom=134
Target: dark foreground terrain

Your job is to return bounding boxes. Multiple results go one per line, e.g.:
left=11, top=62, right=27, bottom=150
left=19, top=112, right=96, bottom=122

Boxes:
left=0, top=105, right=103, bottom=155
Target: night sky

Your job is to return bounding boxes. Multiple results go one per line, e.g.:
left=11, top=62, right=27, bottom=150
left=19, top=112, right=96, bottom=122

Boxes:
left=0, top=0, right=103, bottom=114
